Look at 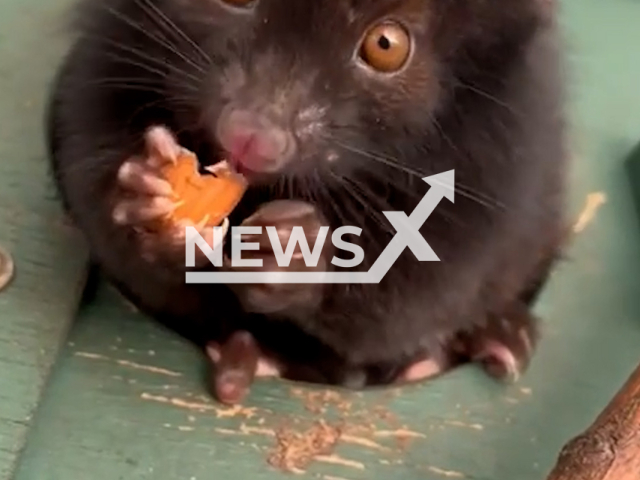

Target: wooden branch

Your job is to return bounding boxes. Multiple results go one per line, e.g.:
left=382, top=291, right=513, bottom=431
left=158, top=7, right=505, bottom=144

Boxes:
left=545, top=361, right=640, bottom=480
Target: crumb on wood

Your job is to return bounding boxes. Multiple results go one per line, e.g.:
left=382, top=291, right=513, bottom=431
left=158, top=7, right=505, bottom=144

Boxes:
left=289, top=388, right=353, bottom=415
left=573, top=191, right=607, bottom=233
left=426, top=466, right=466, bottom=478
left=267, top=420, right=342, bottom=474
left=371, top=405, right=399, bottom=425
left=443, top=420, right=484, bottom=431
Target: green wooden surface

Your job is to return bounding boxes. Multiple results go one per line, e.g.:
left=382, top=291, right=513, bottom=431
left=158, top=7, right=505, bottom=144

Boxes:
left=2, top=0, right=640, bottom=479
left=0, top=1, right=87, bottom=478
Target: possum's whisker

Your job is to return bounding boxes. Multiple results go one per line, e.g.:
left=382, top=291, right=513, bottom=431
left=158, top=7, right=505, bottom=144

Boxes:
left=276, top=175, right=285, bottom=198
left=451, top=80, right=517, bottom=114
left=101, top=3, right=206, bottom=75
left=303, top=171, right=328, bottom=229
left=100, top=51, right=202, bottom=95
left=87, top=77, right=199, bottom=96
left=322, top=132, right=469, bottom=197
left=332, top=175, right=397, bottom=236
left=339, top=174, right=395, bottom=211
left=87, top=81, right=179, bottom=97
left=287, top=172, right=294, bottom=200
left=135, top=0, right=212, bottom=66
left=429, top=114, right=460, bottom=154
left=300, top=174, right=313, bottom=204
left=327, top=137, right=504, bottom=211
left=92, top=37, right=203, bottom=85
left=328, top=137, right=421, bottom=178
left=314, top=174, right=358, bottom=236
left=126, top=97, right=195, bottom=128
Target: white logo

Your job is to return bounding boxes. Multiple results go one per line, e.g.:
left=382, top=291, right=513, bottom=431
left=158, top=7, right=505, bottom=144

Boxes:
left=185, top=170, right=455, bottom=284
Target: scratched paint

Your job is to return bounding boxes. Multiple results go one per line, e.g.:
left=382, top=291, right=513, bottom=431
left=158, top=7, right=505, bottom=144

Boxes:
left=140, top=393, right=258, bottom=418
left=74, top=352, right=182, bottom=377
left=426, top=466, right=466, bottom=478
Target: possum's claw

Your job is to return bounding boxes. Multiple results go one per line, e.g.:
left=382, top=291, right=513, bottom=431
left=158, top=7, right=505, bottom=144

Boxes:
left=112, top=195, right=177, bottom=225
left=117, top=159, right=173, bottom=197
left=473, top=339, right=521, bottom=382
left=113, top=126, right=179, bottom=227
left=458, top=305, right=539, bottom=383
left=112, top=126, right=223, bottom=263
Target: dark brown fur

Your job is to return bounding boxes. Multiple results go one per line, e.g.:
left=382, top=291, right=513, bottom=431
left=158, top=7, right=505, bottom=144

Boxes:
left=46, top=0, right=569, bottom=390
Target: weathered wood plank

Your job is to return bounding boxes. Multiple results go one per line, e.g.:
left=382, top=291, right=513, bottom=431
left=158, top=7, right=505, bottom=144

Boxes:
left=0, top=1, right=88, bottom=478
left=8, top=0, right=640, bottom=479
left=14, top=283, right=548, bottom=480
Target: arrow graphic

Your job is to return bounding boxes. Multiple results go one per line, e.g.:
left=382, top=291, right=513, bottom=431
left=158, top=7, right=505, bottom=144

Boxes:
left=185, top=170, right=455, bottom=284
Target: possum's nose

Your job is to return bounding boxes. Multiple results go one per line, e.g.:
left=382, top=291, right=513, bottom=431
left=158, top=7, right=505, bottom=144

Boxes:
left=216, top=108, right=295, bottom=174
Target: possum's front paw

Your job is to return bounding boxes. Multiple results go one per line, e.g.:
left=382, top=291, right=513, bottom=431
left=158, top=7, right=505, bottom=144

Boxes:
left=226, top=200, right=332, bottom=314
left=113, top=126, right=221, bottom=263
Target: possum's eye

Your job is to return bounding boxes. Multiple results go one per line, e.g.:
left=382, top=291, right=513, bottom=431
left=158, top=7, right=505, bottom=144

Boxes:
left=358, top=22, right=411, bottom=73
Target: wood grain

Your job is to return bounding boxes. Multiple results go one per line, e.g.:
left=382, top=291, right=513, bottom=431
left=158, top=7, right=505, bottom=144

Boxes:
left=546, top=362, right=640, bottom=480
left=0, top=0, right=89, bottom=478
left=6, top=1, right=640, bottom=480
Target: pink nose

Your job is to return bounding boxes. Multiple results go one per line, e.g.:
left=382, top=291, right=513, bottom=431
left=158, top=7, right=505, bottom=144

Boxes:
left=216, top=108, right=292, bottom=174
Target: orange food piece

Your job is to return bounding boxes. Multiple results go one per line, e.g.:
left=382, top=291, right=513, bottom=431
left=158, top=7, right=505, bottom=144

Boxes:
left=161, top=150, right=247, bottom=227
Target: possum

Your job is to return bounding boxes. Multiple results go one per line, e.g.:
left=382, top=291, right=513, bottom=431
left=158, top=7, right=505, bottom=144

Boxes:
left=46, top=0, right=568, bottom=404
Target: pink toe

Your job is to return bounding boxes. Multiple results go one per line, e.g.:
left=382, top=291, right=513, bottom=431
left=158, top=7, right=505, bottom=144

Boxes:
left=255, top=358, right=281, bottom=377
left=399, top=358, right=444, bottom=382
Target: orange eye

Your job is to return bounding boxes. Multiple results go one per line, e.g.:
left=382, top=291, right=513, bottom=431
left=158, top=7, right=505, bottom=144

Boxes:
left=359, top=22, right=411, bottom=73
